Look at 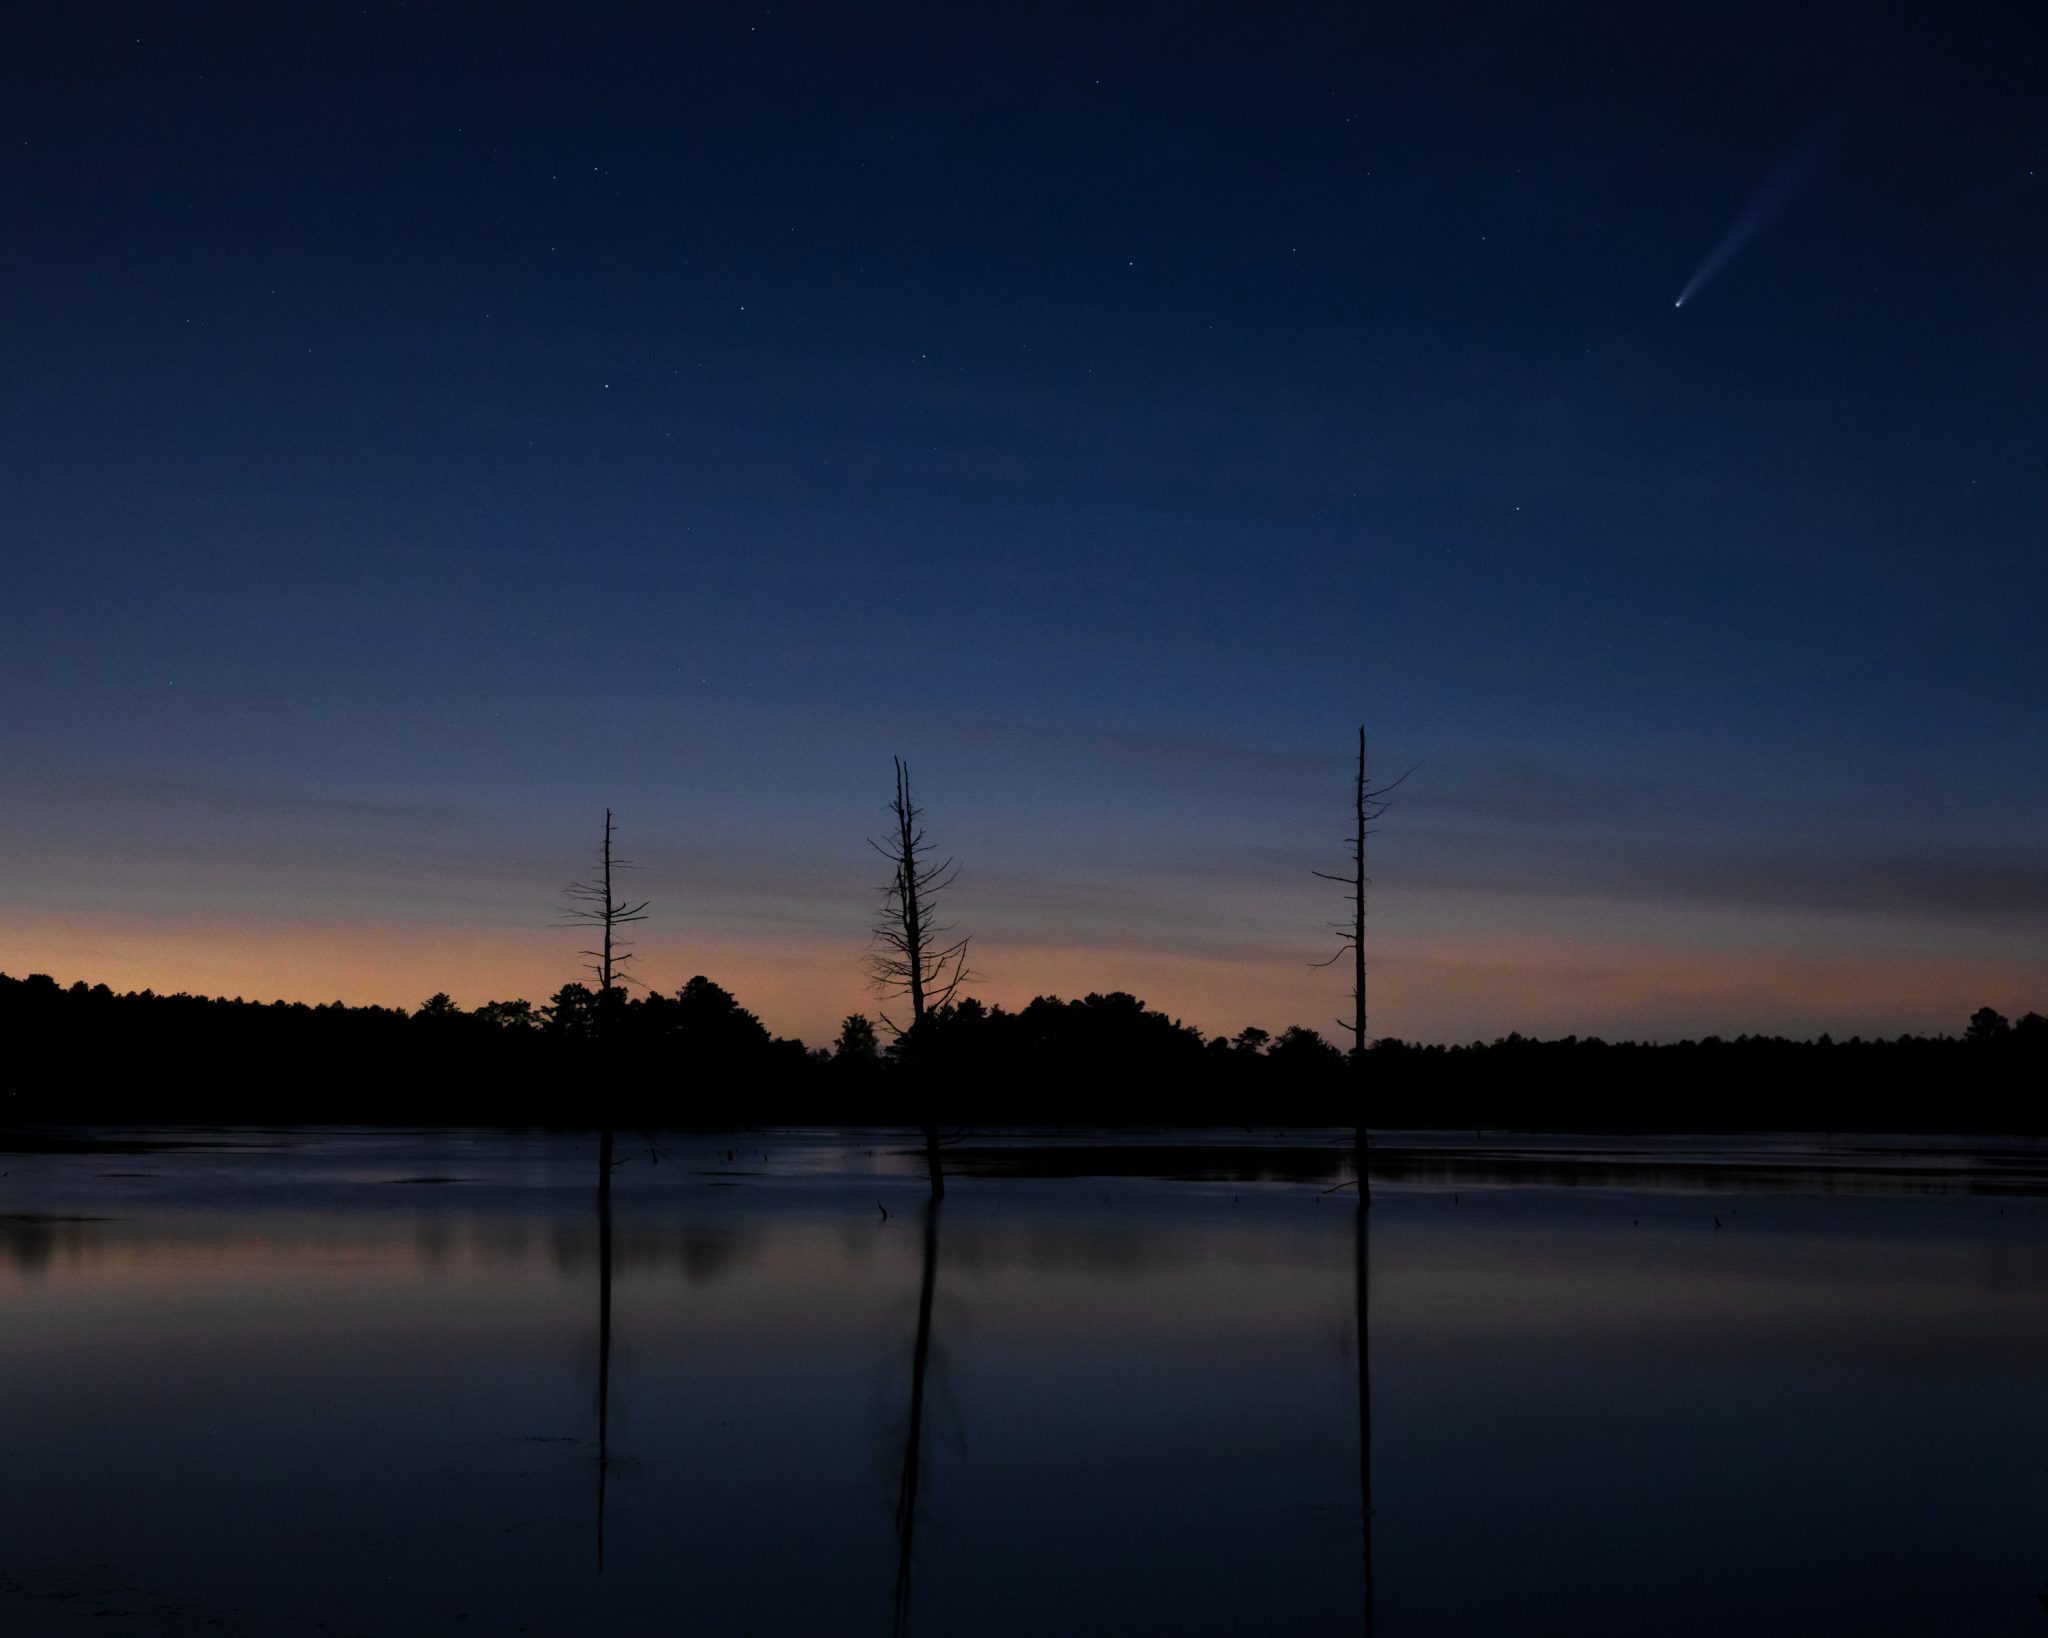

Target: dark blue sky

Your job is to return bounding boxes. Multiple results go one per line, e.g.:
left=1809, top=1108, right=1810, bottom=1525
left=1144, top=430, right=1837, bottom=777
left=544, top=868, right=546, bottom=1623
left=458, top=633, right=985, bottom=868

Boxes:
left=3, top=1, right=2042, bottom=1042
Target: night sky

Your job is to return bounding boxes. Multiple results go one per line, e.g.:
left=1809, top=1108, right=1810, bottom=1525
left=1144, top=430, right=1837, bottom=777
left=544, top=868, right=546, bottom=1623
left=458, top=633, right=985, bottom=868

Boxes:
left=4, top=2, right=2043, bottom=1045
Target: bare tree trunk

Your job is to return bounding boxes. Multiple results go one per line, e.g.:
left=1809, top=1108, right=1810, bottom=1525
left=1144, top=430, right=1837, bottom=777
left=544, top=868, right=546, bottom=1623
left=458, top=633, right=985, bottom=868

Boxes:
left=894, top=764, right=927, bottom=1023
left=563, top=809, right=647, bottom=1206
left=1352, top=728, right=1369, bottom=1202
left=1316, top=728, right=1406, bottom=1209
left=892, top=764, right=942, bottom=1200
left=600, top=811, right=615, bottom=995
left=869, top=759, right=969, bottom=1201
left=598, top=812, right=616, bottom=1205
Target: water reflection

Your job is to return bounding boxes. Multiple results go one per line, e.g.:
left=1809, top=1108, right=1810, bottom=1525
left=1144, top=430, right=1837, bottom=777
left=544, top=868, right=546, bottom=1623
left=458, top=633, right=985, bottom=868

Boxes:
left=597, top=1144, right=615, bottom=1575
left=4, top=1131, right=2048, bottom=1635
left=893, top=1200, right=943, bottom=1635
left=950, top=1138, right=2048, bottom=1196
left=1357, top=1201, right=1374, bottom=1637
left=0, top=1212, right=107, bottom=1277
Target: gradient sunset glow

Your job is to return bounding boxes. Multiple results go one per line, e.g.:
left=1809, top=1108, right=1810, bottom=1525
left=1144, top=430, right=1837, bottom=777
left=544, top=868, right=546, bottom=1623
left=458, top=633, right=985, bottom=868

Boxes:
left=3, top=8, right=2041, bottom=1046
left=2, top=740, right=2037, bottom=1046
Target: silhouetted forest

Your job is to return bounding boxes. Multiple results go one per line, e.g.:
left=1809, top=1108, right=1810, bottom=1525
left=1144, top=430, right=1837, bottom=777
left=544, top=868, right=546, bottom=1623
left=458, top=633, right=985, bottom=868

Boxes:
left=4, top=969, right=2043, bottom=1131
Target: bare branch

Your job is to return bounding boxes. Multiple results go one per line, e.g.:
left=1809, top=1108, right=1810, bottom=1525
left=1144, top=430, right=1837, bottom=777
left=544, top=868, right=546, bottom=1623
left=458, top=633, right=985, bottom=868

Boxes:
left=560, top=809, right=652, bottom=1011
left=866, top=758, right=973, bottom=1036
left=1319, top=727, right=1408, bottom=1098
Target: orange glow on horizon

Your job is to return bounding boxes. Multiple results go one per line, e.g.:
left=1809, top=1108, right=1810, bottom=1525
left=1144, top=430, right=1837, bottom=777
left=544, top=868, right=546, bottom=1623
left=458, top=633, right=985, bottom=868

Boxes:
left=2, top=906, right=2040, bottom=1049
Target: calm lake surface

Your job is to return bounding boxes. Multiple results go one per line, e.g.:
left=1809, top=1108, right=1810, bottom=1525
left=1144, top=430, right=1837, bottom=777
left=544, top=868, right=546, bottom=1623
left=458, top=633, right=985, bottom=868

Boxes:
left=6, top=1127, right=2048, bottom=1635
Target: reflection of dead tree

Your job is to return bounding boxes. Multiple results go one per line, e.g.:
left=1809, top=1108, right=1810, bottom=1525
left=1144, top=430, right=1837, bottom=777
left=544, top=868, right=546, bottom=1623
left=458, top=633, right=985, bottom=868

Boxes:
left=561, top=809, right=649, bottom=1201
left=1313, top=728, right=1408, bottom=1205
left=595, top=1164, right=614, bottom=1574
left=1356, top=1201, right=1375, bottom=1635
left=893, top=1199, right=942, bottom=1637
left=869, top=759, right=970, bottom=1199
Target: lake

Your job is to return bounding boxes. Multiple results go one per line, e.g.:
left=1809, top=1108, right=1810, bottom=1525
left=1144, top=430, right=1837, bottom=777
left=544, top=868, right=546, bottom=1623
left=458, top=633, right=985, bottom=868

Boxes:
left=4, top=1127, right=2048, bottom=1635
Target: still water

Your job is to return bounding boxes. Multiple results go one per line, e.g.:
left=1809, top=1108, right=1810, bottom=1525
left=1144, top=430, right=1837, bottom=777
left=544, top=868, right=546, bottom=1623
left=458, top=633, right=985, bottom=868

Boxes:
left=5, top=1128, right=2048, bottom=1635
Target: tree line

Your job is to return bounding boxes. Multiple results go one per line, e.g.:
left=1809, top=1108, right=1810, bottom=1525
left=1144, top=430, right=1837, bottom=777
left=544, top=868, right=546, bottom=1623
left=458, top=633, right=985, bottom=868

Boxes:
left=2, top=967, right=2041, bottom=1130
left=3, top=736, right=2042, bottom=1133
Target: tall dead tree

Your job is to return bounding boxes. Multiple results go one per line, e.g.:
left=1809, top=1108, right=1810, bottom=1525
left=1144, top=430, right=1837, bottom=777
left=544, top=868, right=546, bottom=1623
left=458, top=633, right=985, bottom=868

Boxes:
left=562, top=808, right=650, bottom=1200
left=1313, top=728, right=1405, bottom=1203
left=869, top=758, right=970, bottom=1198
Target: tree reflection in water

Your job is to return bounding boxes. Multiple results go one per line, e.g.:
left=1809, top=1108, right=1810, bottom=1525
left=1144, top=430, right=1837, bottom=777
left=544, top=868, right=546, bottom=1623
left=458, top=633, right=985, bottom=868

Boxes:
left=1357, top=1200, right=1374, bottom=1636
left=893, top=1198, right=942, bottom=1636
left=596, top=1145, right=614, bottom=1574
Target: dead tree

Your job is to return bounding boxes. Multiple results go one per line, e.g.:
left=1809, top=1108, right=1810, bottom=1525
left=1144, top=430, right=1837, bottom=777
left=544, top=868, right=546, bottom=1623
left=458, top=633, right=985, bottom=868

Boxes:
left=561, top=808, right=650, bottom=1200
left=1313, top=728, right=1407, bottom=1203
left=868, top=758, right=970, bottom=1198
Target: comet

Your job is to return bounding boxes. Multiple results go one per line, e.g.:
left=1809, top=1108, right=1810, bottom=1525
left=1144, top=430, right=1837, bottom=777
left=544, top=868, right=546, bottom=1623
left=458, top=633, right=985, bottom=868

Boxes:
left=1674, top=123, right=1838, bottom=309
